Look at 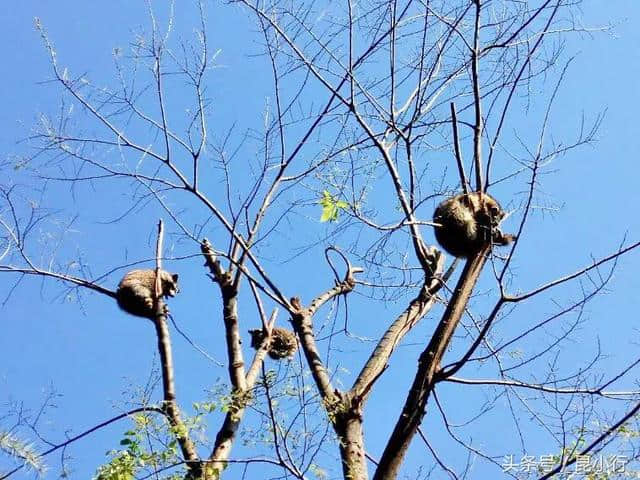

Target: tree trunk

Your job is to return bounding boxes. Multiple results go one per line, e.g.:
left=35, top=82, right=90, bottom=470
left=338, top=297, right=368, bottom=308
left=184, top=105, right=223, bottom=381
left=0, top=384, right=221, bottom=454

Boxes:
left=336, top=405, right=368, bottom=480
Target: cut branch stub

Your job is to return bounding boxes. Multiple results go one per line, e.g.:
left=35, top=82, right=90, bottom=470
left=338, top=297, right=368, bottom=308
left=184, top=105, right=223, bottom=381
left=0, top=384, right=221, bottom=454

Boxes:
left=201, top=237, right=233, bottom=289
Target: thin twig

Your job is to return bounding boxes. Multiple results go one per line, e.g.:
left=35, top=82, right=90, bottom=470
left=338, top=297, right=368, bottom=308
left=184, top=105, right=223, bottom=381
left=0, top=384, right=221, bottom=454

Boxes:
left=450, top=102, right=469, bottom=194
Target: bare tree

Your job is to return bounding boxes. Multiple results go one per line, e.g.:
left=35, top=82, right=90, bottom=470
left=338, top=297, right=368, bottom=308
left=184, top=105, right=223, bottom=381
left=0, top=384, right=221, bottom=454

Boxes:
left=2, top=1, right=639, bottom=479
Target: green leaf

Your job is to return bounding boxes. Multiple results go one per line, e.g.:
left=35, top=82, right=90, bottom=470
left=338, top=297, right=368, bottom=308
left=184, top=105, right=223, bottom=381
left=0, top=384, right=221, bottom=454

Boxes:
left=320, top=205, right=338, bottom=222
left=318, top=190, right=348, bottom=222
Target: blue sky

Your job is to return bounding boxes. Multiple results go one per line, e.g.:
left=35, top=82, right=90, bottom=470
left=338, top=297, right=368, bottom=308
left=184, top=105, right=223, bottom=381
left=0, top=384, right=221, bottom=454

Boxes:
left=2, top=1, right=640, bottom=479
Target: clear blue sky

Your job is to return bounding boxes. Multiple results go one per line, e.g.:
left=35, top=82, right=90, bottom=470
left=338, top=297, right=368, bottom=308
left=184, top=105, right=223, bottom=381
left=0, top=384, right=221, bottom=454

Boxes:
left=2, top=1, right=640, bottom=479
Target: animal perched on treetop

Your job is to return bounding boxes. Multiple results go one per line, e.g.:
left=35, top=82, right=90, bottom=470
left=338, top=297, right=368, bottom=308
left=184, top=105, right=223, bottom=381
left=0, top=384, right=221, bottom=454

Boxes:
left=432, top=192, right=515, bottom=258
left=116, top=269, right=179, bottom=319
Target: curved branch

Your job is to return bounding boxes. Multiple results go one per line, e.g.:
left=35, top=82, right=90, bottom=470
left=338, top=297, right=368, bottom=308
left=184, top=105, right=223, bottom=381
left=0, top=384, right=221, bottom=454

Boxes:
left=0, top=266, right=116, bottom=298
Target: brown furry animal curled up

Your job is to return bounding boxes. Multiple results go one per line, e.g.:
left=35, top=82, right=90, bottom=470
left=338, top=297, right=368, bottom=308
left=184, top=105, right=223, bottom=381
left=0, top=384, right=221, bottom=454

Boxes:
left=432, top=192, right=515, bottom=258
left=249, top=327, right=298, bottom=360
left=116, top=269, right=179, bottom=319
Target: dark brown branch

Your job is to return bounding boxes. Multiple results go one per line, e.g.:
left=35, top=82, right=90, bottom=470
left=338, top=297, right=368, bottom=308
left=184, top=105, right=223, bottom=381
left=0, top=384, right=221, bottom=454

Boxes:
left=289, top=263, right=363, bottom=398
left=290, top=303, right=339, bottom=403
left=374, top=246, right=490, bottom=480
left=0, top=266, right=116, bottom=298
left=152, top=220, right=200, bottom=475
left=506, top=240, right=640, bottom=302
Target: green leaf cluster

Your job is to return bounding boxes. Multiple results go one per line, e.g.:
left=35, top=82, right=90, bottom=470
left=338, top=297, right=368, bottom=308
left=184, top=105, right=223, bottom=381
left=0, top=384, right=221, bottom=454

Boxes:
left=93, top=415, right=181, bottom=480
left=319, top=190, right=349, bottom=222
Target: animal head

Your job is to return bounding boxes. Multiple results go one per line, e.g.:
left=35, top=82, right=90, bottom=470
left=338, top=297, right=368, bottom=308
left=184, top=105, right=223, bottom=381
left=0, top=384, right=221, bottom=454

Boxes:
left=483, top=195, right=505, bottom=224
left=160, top=271, right=179, bottom=297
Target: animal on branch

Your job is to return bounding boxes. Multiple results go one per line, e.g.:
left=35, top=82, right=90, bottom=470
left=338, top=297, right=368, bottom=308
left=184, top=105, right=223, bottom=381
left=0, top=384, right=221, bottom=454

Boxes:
left=249, top=327, right=298, bottom=360
left=116, top=269, right=179, bottom=319
left=432, top=192, right=515, bottom=258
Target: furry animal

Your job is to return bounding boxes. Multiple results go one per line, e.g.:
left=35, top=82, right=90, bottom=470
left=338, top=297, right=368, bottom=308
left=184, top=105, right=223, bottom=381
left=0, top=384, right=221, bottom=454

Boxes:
left=249, top=327, right=298, bottom=360
left=116, top=269, right=179, bottom=319
left=432, top=192, right=515, bottom=258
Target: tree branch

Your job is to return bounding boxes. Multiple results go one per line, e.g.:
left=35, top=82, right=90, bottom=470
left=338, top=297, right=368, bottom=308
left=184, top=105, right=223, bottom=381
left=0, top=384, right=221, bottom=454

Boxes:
left=152, top=220, right=200, bottom=476
left=374, top=246, right=490, bottom=480
left=450, top=102, right=469, bottom=195
left=352, top=250, right=445, bottom=402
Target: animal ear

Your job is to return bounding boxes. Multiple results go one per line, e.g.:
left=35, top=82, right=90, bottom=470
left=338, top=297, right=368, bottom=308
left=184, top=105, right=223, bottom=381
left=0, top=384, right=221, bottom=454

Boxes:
left=172, top=274, right=179, bottom=282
